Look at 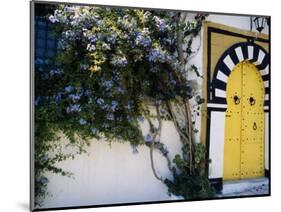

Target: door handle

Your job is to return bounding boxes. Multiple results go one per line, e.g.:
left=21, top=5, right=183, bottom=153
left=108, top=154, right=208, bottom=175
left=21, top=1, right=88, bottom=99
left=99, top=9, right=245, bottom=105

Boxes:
left=249, top=97, right=256, bottom=106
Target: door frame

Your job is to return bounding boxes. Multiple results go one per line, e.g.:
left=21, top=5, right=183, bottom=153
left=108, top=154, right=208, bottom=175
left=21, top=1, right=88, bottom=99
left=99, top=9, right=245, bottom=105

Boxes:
left=201, top=21, right=270, bottom=191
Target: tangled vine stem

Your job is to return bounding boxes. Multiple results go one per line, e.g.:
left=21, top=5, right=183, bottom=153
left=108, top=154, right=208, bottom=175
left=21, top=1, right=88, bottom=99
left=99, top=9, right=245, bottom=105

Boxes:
left=175, top=12, right=196, bottom=174
left=149, top=104, right=164, bottom=182
left=184, top=99, right=195, bottom=173
left=166, top=101, right=190, bottom=145
left=150, top=142, right=175, bottom=173
left=176, top=12, right=188, bottom=67
left=166, top=100, right=194, bottom=173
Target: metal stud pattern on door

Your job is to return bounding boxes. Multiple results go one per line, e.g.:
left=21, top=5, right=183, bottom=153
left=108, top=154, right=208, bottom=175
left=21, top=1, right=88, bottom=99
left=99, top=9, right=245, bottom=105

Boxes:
left=223, top=61, right=265, bottom=180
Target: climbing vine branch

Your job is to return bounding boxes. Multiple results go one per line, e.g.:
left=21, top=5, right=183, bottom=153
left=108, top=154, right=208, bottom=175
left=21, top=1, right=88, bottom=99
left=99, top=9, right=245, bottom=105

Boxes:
left=149, top=103, right=164, bottom=182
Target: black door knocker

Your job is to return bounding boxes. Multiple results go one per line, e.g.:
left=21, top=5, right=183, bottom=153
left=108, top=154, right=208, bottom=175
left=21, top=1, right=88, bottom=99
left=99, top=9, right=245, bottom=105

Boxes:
left=253, top=122, right=257, bottom=130
left=249, top=96, right=256, bottom=106
left=233, top=95, right=240, bottom=105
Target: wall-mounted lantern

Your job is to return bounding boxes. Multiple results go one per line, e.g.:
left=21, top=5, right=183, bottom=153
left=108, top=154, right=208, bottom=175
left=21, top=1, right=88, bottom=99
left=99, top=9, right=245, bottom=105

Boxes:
left=252, top=17, right=270, bottom=33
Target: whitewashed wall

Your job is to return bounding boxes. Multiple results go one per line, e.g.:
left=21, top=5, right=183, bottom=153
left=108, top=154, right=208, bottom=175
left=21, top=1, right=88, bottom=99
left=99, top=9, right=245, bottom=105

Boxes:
left=208, top=111, right=226, bottom=179
left=42, top=14, right=269, bottom=208
left=42, top=118, right=183, bottom=208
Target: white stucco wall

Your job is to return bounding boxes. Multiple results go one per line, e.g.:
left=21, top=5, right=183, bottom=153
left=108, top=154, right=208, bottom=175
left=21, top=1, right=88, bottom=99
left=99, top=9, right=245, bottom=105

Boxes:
left=42, top=119, right=183, bottom=208
left=208, top=14, right=269, bottom=34
left=208, top=111, right=226, bottom=179
left=41, top=13, right=270, bottom=208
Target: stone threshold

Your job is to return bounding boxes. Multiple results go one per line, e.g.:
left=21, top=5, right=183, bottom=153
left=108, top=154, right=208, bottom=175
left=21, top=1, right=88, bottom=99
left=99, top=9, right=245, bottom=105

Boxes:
left=218, top=177, right=269, bottom=197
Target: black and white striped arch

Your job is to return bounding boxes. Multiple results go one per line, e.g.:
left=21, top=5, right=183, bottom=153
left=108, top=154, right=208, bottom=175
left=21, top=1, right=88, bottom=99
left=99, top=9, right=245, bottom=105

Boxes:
left=211, top=42, right=269, bottom=108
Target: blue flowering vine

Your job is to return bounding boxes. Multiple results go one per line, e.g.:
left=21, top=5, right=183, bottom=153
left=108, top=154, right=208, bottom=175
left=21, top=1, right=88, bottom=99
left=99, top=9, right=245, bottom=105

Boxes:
left=34, top=4, right=209, bottom=206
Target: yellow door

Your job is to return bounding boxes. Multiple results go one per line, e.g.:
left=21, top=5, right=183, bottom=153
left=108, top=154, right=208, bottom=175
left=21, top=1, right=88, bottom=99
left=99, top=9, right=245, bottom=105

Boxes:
left=223, top=61, right=265, bottom=180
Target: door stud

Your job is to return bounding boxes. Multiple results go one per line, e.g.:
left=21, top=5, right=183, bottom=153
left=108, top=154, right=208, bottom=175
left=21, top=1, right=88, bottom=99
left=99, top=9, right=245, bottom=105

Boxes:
left=253, top=122, right=257, bottom=130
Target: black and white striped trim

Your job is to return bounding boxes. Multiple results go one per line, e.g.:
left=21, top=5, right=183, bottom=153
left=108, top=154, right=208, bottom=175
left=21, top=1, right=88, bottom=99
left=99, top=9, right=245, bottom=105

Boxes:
left=211, top=42, right=269, bottom=108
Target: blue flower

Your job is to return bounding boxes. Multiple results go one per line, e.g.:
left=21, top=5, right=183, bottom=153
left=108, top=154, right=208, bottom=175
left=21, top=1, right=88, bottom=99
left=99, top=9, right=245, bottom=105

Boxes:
left=101, top=103, right=110, bottom=110
left=107, top=34, right=118, bottom=45
left=87, top=44, right=96, bottom=52
left=118, top=57, right=127, bottom=66
left=40, top=176, right=49, bottom=185
left=163, top=38, right=173, bottom=45
left=66, top=104, right=81, bottom=113
left=113, top=71, right=121, bottom=81
left=148, top=48, right=166, bottom=62
left=68, top=93, right=81, bottom=101
left=64, top=6, right=76, bottom=13
left=166, top=54, right=173, bottom=63
left=53, top=92, right=63, bottom=103
left=125, top=100, right=134, bottom=110
left=84, top=90, right=91, bottom=96
left=160, top=108, right=166, bottom=114
left=115, top=86, right=125, bottom=94
left=111, top=100, right=118, bottom=111
left=153, top=16, right=168, bottom=32
left=111, top=56, right=128, bottom=67
left=49, top=15, right=59, bottom=23
left=106, top=113, right=114, bottom=121
left=63, top=30, right=76, bottom=40
left=138, top=116, right=145, bottom=123
left=52, top=10, right=67, bottom=24
left=57, top=39, right=70, bottom=50
left=102, top=80, right=113, bottom=91
left=70, top=15, right=81, bottom=26
left=170, top=79, right=177, bottom=85
left=97, top=98, right=104, bottom=105
left=65, top=85, right=74, bottom=93
left=135, top=32, right=151, bottom=47
left=144, top=134, right=153, bottom=142
left=88, top=34, right=98, bottom=43
left=42, top=154, right=49, bottom=162
left=50, top=69, right=63, bottom=76
left=171, top=62, right=180, bottom=70
left=79, top=118, right=87, bottom=125
left=91, top=127, right=98, bottom=134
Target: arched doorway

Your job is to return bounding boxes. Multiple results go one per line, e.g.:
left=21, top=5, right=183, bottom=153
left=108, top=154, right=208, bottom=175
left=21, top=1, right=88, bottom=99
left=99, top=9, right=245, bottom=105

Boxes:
left=204, top=27, right=270, bottom=190
left=223, top=61, right=265, bottom=180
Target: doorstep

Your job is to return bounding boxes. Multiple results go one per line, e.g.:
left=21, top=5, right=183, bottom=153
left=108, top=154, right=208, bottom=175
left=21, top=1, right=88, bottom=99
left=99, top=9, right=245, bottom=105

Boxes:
left=217, top=177, right=269, bottom=197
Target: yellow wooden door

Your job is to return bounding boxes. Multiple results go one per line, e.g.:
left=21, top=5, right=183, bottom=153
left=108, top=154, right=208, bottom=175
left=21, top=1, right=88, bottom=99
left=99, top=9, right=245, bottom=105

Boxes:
left=223, top=61, right=265, bottom=180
